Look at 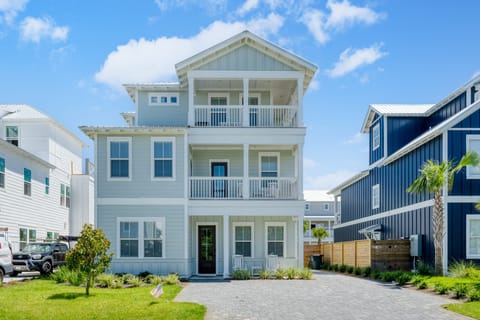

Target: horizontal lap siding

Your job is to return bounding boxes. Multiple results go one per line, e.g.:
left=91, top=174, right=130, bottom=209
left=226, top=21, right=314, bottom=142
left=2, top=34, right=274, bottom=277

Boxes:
left=335, top=207, right=434, bottom=264
left=341, top=137, right=441, bottom=224
left=448, top=203, right=480, bottom=263
left=137, top=91, right=188, bottom=127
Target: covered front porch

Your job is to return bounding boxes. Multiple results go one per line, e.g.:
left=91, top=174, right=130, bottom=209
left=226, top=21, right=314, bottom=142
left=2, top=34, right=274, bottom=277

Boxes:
left=189, top=209, right=304, bottom=277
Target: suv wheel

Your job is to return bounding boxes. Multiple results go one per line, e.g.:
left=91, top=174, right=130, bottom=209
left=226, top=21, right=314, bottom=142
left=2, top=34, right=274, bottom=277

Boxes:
left=41, top=261, right=53, bottom=274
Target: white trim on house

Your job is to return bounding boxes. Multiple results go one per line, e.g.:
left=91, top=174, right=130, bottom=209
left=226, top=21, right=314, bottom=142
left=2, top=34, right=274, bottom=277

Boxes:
left=107, top=137, right=132, bottom=182
left=209, top=159, right=230, bottom=176
left=148, top=92, right=179, bottom=106
left=195, top=222, right=219, bottom=276
left=265, top=222, right=287, bottom=257
left=333, top=199, right=434, bottom=229
left=372, top=123, right=380, bottom=151
left=466, top=134, right=480, bottom=179
left=97, top=197, right=186, bottom=205
left=446, top=196, right=480, bottom=203
left=239, top=92, right=261, bottom=105
left=116, top=217, right=166, bottom=259
left=207, top=92, right=230, bottom=105
left=233, top=222, right=254, bottom=258
left=466, top=214, right=480, bottom=259
left=150, top=137, right=176, bottom=181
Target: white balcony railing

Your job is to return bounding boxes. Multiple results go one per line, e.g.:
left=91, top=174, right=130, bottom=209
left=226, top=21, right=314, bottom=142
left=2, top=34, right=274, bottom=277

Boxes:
left=193, top=105, right=297, bottom=128
left=189, top=177, right=297, bottom=200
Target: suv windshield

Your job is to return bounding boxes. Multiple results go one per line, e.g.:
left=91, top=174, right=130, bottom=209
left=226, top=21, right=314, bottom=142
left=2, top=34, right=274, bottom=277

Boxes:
left=22, top=244, right=51, bottom=254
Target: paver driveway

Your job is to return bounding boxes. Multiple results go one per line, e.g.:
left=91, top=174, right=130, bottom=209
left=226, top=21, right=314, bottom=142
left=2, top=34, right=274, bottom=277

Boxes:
left=175, top=271, right=471, bottom=320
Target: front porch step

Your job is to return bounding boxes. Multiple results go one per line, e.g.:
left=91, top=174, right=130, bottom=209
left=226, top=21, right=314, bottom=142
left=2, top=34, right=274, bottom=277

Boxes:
left=187, top=276, right=231, bottom=283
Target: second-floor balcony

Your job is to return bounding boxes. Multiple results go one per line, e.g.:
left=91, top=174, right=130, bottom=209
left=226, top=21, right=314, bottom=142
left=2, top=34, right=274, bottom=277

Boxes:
left=189, top=177, right=297, bottom=200
left=193, top=105, right=298, bottom=128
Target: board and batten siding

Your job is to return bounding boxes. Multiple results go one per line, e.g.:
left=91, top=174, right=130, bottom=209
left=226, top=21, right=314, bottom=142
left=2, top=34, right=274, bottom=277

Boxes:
left=96, top=134, right=185, bottom=198
left=387, top=117, right=427, bottom=156
left=428, top=92, right=467, bottom=128
left=98, top=205, right=187, bottom=275
left=137, top=91, right=188, bottom=127
left=447, top=203, right=480, bottom=263
left=198, top=45, right=296, bottom=72
left=341, top=136, right=441, bottom=224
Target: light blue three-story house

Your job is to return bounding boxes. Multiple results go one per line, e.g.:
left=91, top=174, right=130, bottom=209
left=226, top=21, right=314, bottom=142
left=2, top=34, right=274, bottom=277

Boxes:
left=81, top=31, right=317, bottom=278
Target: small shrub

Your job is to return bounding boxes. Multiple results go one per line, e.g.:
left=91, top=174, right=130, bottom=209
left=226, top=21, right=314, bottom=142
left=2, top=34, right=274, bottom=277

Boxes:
left=137, top=271, right=152, bottom=279
left=371, top=269, right=381, bottom=280
left=162, top=273, right=180, bottom=285
left=331, top=264, right=339, bottom=272
left=346, top=266, right=354, bottom=274
left=259, top=270, right=271, bottom=280
left=353, top=267, right=362, bottom=276
left=467, top=288, right=480, bottom=301
left=286, top=268, right=297, bottom=280
left=411, top=275, right=427, bottom=286
left=298, top=268, right=313, bottom=280
left=416, top=261, right=434, bottom=276
left=434, top=282, right=450, bottom=295
left=362, top=267, right=371, bottom=277
left=96, top=273, right=121, bottom=288
left=275, top=269, right=287, bottom=279
left=449, top=260, right=480, bottom=279
left=394, top=272, right=412, bottom=286
left=380, top=272, right=395, bottom=282
left=50, top=266, right=70, bottom=283
left=338, top=264, right=347, bottom=273
left=417, top=279, right=428, bottom=289
left=452, top=283, right=469, bottom=299
left=321, top=262, right=330, bottom=270
left=126, top=276, right=143, bottom=287
left=147, top=275, right=163, bottom=285
left=232, top=269, right=251, bottom=280
left=121, top=274, right=135, bottom=284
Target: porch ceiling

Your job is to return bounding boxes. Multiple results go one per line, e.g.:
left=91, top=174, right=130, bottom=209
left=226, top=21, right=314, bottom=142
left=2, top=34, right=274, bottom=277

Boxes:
left=190, top=144, right=297, bottom=151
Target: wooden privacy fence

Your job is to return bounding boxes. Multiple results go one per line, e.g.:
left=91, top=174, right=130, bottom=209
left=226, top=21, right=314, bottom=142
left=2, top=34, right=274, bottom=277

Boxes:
left=304, top=239, right=411, bottom=271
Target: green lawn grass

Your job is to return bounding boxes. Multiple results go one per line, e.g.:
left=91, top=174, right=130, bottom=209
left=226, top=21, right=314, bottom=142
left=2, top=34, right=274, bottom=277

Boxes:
left=0, top=278, right=205, bottom=320
left=445, top=302, right=480, bottom=319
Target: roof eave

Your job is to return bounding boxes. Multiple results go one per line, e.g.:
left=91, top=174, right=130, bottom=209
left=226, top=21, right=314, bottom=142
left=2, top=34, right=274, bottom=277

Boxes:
left=328, top=170, right=370, bottom=195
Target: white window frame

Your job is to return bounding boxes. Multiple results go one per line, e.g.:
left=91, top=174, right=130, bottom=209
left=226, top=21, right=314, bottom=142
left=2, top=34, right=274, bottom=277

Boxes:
left=323, top=203, right=330, bottom=211
left=259, top=152, right=280, bottom=177
left=466, top=214, right=480, bottom=259
left=372, top=123, right=380, bottom=151
left=466, top=135, right=480, bottom=179
left=5, top=125, right=19, bottom=146
left=239, top=93, right=261, bottom=106
left=372, top=184, right=380, bottom=209
left=265, top=222, right=286, bottom=257
left=117, top=217, right=166, bottom=259
left=148, top=92, right=179, bottom=106
left=208, top=93, right=229, bottom=106
left=19, top=227, right=36, bottom=250
left=233, top=222, right=254, bottom=257
left=60, top=183, right=66, bottom=206
left=23, top=168, right=31, bottom=197
left=151, top=137, right=176, bottom=181
left=107, top=137, right=132, bottom=181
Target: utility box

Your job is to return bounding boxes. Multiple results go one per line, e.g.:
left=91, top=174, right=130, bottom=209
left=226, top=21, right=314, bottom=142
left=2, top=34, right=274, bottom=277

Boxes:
left=410, top=234, right=422, bottom=257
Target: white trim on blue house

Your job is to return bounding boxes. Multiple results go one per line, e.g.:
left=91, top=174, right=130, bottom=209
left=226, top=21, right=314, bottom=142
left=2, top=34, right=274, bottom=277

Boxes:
left=466, top=214, right=480, bottom=259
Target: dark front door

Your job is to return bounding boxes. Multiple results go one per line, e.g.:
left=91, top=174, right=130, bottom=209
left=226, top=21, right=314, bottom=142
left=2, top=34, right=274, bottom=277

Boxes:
left=198, top=225, right=216, bottom=274
left=211, top=162, right=228, bottom=198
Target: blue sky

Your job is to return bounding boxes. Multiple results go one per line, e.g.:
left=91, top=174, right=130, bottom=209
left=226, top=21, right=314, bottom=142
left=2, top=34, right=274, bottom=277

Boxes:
left=1, top=0, right=479, bottom=191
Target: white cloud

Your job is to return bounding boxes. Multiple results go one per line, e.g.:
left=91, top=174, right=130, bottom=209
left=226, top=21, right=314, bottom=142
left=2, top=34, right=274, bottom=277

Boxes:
left=343, top=132, right=365, bottom=144
left=236, top=0, right=259, bottom=16
left=0, top=0, right=28, bottom=25
left=309, top=79, right=320, bottom=90
left=19, top=16, right=69, bottom=42
left=325, top=0, right=382, bottom=30
left=327, top=43, right=387, bottom=78
left=304, top=169, right=358, bottom=190
left=301, top=0, right=383, bottom=45
left=154, top=0, right=227, bottom=14
left=95, top=15, right=284, bottom=89
left=301, top=9, right=328, bottom=44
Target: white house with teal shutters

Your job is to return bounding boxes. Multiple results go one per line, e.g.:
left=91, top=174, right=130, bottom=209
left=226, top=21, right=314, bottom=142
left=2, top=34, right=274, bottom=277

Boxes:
left=81, top=31, right=317, bottom=277
left=0, top=104, right=93, bottom=252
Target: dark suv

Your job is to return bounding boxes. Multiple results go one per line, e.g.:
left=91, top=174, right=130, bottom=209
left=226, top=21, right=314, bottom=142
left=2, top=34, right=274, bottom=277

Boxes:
left=12, top=242, right=68, bottom=276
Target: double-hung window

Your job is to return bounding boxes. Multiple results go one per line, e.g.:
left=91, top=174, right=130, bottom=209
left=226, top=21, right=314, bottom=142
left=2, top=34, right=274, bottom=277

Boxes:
left=151, top=138, right=175, bottom=179
left=6, top=126, right=19, bottom=146
left=372, top=184, right=380, bottom=209
left=266, top=222, right=286, bottom=257
left=467, top=215, right=480, bottom=259
left=0, top=157, right=5, bottom=188
left=24, top=168, right=31, bottom=196
left=119, top=218, right=165, bottom=258
left=234, top=223, right=253, bottom=257
left=466, top=135, right=480, bottom=179
left=108, top=137, right=131, bottom=180
left=260, top=153, right=279, bottom=177
left=20, top=227, right=36, bottom=250
left=372, top=123, right=380, bottom=150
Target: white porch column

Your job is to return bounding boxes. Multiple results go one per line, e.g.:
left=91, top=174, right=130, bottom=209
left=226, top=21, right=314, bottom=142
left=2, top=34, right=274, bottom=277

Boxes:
left=297, top=144, right=304, bottom=200
left=297, top=77, right=304, bottom=127
left=223, top=214, right=230, bottom=278
left=242, top=78, right=249, bottom=127
left=243, top=143, right=249, bottom=199
left=188, top=75, right=194, bottom=126
left=297, top=214, right=304, bottom=268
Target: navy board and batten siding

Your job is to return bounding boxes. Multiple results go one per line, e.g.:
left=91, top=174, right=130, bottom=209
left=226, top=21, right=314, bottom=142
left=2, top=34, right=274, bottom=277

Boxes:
left=369, top=116, right=384, bottom=165
left=387, top=117, right=427, bottom=156
left=428, top=93, right=467, bottom=129
left=448, top=203, right=480, bottom=263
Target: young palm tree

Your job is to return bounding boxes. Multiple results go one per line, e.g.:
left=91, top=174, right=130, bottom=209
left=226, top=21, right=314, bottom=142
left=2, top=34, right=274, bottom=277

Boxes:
left=407, top=150, right=480, bottom=275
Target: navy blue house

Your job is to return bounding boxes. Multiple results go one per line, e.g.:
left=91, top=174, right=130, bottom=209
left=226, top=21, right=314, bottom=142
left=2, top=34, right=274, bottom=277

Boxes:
left=329, top=76, right=480, bottom=272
